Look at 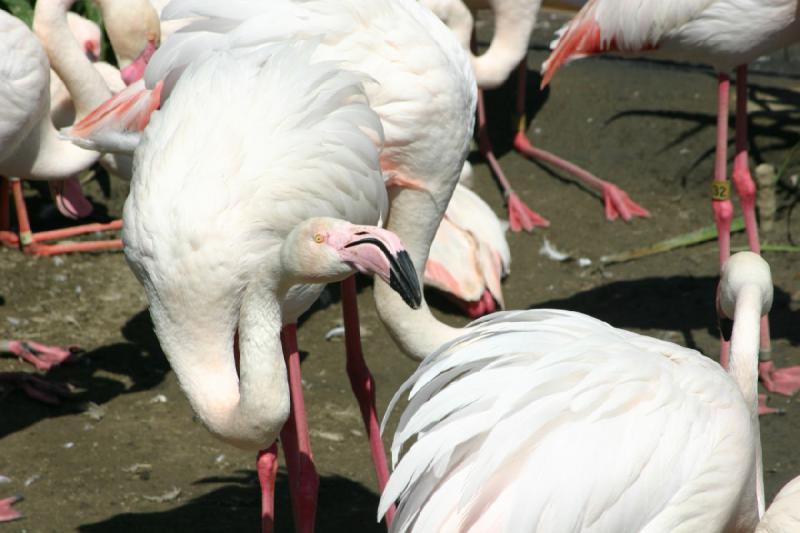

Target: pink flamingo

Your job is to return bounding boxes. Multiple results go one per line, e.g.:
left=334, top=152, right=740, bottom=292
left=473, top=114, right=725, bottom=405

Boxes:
left=421, top=0, right=649, bottom=230
left=542, top=0, right=800, bottom=413
left=425, top=180, right=510, bottom=317
left=64, top=0, right=475, bottom=529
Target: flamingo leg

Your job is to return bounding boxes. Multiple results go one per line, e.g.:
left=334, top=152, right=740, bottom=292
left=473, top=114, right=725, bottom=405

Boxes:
left=340, top=276, right=395, bottom=528
left=0, top=177, right=122, bottom=256
left=729, top=66, right=800, bottom=400
left=0, top=495, right=22, bottom=523
left=257, top=444, right=279, bottom=533
left=511, top=62, right=649, bottom=222
left=468, top=34, right=548, bottom=232
left=279, top=324, right=318, bottom=533
left=0, top=340, right=80, bottom=371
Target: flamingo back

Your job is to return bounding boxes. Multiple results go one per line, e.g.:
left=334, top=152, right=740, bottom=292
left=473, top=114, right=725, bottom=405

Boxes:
left=380, top=309, right=758, bottom=532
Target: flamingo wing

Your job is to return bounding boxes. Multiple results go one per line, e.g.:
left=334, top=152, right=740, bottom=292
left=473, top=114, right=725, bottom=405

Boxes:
left=380, top=309, right=754, bottom=532
left=757, top=476, right=800, bottom=533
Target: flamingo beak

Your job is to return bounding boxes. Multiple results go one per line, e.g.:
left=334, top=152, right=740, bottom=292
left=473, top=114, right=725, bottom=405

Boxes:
left=338, top=226, right=422, bottom=310
left=121, top=40, right=158, bottom=86
left=715, top=282, right=733, bottom=342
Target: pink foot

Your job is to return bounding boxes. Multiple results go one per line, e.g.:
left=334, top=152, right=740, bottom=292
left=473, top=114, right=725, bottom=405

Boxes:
left=0, top=372, right=73, bottom=405
left=758, top=394, right=784, bottom=416
left=1, top=340, right=80, bottom=371
left=601, top=183, right=650, bottom=222
left=507, top=192, right=549, bottom=232
left=461, top=290, right=497, bottom=318
left=0, top=495, right=23, bottom=523
left=759, top=361, right=800, bottom=397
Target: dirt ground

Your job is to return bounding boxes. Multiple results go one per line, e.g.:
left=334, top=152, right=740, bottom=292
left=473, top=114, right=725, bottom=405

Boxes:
left=3, top=10, right=800, bottom=533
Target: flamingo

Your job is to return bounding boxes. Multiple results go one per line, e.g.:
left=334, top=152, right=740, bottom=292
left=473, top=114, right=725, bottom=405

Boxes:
left=542, top=0, right=800, bottom=411
left=63, top=0, right=476, bottom=527
left=425, top=181, right=510, bottom=318
left=420, top=0, right=648, bottom=230
left=379, top=251, right=771, bottom=532
left=757, top=476, right=800, bottom=532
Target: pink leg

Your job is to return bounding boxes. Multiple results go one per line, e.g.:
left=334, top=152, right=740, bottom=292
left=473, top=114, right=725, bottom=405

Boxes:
left=279, top=324, right=318, bottom=533
left=340, top=276, right=395, bottom=528
left=476, top=91, right=549, bottom=232
left=713, top=73, right=735, bottom=367
left=512, top=63, right=649, bottom=222
left=0, top=495, right=22, bottom=523
left=730, top=66, right=800, bottom=399
left=3, top=178, right=122, bottom=256
left=1, top=340, right=80, bottom=371
left=257, top=444, right=279, bottom=533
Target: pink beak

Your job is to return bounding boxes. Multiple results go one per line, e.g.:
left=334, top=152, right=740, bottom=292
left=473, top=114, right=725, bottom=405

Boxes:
left=334, top=225, right=421, bottom=309
left=121, top=40, right=158, bottom=86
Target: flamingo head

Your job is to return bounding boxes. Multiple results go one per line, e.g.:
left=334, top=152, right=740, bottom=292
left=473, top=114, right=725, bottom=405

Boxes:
left=282, top=218, right=422, bottom=309
left=716, top=252, right=773, bottom=341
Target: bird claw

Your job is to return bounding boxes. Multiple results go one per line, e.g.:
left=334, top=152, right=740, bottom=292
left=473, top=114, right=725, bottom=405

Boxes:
left=758, top=394, right=784, bottom=416
left=759, top=361, right=800, bottom=397
left=0, top=373, right=74, bottom=405
left=601, top=183, right=650, bottom=222
left=4, top=340, right=82, bottom=371
left=506, top=192, right=549, bottom=233
left=0, top=495, right=23, bottom=523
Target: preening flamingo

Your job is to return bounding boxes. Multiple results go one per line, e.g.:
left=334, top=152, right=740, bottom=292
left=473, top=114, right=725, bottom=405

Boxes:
left=64, top=0, right=476, bottom=525
left=421, top=0, right=648, bottom=230
left=380, top=251, right=771, bottom=532
left=542, top=0, right=800, bottom=411
left=425, top=182, right=510, bottom=317
left=121, top=39, right=425, bottom=531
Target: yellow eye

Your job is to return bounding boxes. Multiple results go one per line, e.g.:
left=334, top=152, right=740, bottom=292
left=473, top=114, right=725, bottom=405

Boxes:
left=314, top=233, right=324, bottom=244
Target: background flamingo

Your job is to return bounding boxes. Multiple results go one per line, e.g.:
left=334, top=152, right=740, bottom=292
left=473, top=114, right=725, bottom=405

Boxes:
left=421, top=0, right=648, bottom=230
left=380, top=252, right=770, bottom=531
left=542, top=0, right=800, bottom=412
left=425, top=181, right=510, bottom=317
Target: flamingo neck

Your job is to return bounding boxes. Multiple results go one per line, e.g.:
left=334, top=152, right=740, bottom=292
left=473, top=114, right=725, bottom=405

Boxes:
left=727, top=283, right=765, bottom=517
left=152, top=278, right=290, bottom=450
left=9, top=109, right=98, bottom=180
left=33, top=0, right=112, bottom=119
left=374, top=187, right=461, bottom=360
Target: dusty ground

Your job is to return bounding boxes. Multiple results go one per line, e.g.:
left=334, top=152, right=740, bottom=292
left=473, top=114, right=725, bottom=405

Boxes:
left=2, top=10, right=800, bottom=533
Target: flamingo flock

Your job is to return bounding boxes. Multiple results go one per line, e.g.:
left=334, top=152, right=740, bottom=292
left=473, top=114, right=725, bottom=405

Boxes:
left=2, top=0, right=800, bottom=530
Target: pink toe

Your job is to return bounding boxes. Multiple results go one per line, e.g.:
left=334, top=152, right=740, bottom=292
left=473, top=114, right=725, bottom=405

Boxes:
left=0, top=495, right=23, bottom=523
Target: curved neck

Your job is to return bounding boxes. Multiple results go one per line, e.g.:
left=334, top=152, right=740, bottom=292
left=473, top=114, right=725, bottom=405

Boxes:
left=33, top=0, right=112, bottom=119
left=727, top=283, right=765, bottom=516
left=7, top=109, right=98, bottom=180
left=374, top=187, right=461, bottom=360
left=152, top=280, right=290, bottom=450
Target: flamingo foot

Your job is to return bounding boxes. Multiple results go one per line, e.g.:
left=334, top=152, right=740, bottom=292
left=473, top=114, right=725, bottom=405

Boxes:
left=601, top=183, right=650, bottom=222
left=0, top=495, right=23, bottom=523
left=758, top=394, right=784, bottom=416
left=759, top=361, right=800, bottom=397
left=0, top=372, right=73, bottom=405
left=460, top=290, right=497, bottom=319
left=507, top=192, right=549, bottom=232
left=1, top=340, right=81, bottom=371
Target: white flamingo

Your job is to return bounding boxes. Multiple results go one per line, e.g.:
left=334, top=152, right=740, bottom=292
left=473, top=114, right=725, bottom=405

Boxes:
left=542, top=0, right=800, bottom=412
left=64, top=1, right=476, bottom=527
left=425, top=181, right=510, bottom=317
left=380, top=251, right=772, bottom=532
left=421, top=0, right=647, bottom=230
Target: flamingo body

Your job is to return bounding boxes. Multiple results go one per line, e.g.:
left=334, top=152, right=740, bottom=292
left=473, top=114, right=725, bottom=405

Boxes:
left=543, top=0, right=800, bottom=84
left=380, top=308, right=757, bottom=531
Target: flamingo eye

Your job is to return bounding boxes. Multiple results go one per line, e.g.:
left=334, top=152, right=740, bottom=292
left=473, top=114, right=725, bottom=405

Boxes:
left=314, top=233, right=325, bottom=244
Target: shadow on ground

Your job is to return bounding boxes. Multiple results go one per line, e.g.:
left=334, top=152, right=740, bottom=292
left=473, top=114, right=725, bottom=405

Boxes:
left=1, top=310, right=168, bottom=438
left=78, top=471, right=383, bottom=533
left=530, top=275, right=800, bottom=351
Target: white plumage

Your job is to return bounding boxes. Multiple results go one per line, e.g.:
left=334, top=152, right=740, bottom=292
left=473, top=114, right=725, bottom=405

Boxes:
left=380, top=309, right=756, bottom=531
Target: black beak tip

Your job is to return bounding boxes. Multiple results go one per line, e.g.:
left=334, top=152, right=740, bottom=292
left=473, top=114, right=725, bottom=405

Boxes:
left=390, top=251, right=422, bottom=310
left=718, top=317, right=733, bottom=342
